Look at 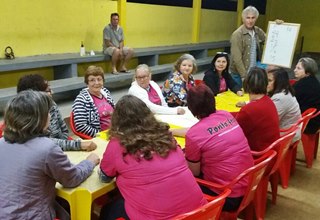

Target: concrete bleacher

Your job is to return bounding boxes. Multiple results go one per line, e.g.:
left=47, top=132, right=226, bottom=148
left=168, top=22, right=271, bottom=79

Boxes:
left=0, top=41, right=230, bottom=111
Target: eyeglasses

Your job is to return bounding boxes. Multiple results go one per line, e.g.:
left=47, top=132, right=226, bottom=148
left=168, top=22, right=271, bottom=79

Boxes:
left=135, top=75, right=149, bottom=80
left=217, top=52, right=228, bottom=55
left=88, top=78, right=104, bottom=83
left=45, top=86, right=52, bottom=94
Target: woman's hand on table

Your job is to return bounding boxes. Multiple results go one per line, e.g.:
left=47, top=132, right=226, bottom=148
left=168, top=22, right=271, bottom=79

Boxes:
left=236, top=101, right=246, bottom=108
left=170, top=127, right=189, bottom=137
left=177, top=108, right=185, bottom=115
left=81, top=141, right=97, bottom=151
left=86, top=153, right=100, bottom=166
left=236, top=90, right=244, bottom=97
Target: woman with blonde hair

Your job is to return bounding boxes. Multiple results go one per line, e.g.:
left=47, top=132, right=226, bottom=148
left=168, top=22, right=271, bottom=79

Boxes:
left=162, top=54, right=197, bottom=107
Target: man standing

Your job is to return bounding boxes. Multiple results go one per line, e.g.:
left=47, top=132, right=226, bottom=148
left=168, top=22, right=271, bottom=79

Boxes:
left=103, top=13, right=134, bottom=74
left=230, top=6, right=266, bottom=86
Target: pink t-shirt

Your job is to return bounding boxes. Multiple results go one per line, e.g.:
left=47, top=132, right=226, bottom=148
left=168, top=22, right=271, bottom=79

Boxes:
left=148, top=85, right=161, bottom=105
left=185, top=110, right=254, bottom=197
left=219, top=77, right=227, bottom=92
left=100, top=138, right=207, bottom=220
left=92, top=95, right=113, bottom=131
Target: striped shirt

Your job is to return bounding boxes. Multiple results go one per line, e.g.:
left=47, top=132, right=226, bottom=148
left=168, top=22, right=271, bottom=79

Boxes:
left=72, top=88, right=115, bottom=137
left=48, top=102, right=81, bottom=151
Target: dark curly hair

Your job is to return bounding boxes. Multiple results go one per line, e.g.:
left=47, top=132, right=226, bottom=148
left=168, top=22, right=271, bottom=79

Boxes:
left=109, top=95, right=176, bottom=160
left=17, top=74, right=49, bottom=93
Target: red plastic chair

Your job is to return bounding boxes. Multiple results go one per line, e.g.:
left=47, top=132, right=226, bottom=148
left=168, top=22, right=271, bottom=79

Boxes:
left=195, top=150, right=277, bottom=220
left=278, top=120, right=303, bottom=189
left=69, top=112, right=92, bottom=140
left=289, top=79, right=297, bottom=86
left=278, top=109, right=318, bottom=188
left=194, top=79, right=204, bottom=86
left=173, top=188, right=231, bottom=220
left=252, top=129, right=296, bottom=220
left=301, top=109, right=320, bottom=168
left=0, top=121, right=4, bottom=138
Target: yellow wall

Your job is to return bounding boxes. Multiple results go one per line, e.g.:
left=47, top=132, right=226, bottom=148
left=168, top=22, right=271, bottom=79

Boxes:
left=0, top=0, right=117, bottom=57
left=1, top=1, right=319, bottom=89
left=200, top=9, right=237, bottom=42
left=267, top=0, right=320, bottom=52
left=126, top=3, right=194, bottom=47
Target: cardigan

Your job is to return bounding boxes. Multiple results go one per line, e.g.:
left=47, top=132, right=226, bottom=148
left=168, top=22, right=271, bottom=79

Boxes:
left=203, top=67, right=241, bottom=96
left=72, top=87, right=115, bottom=137
left=128, top=80, right=178, bottom=115
left=293, top=75, right=320, bottom=134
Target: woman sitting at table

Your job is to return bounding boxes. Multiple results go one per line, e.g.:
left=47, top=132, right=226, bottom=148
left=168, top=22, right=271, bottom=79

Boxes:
left=72, top=65, right=115, bottom=137
left=99, top=95, right=207, bottom=220
left=235, top=67, right=280, bottom=151
left=203, top=52, right=243, bottom=96
left=128, top=64, right=185, bottom=115
left=267, top=68, right=301, bottom=141
left=17, top=74, right=97, bottom=151
left=293, top=57, right=320, bottom=134
left=0, top=90, right=100, bottom=219
left=185, top=84, right=253, bottom=211
left=162, top=54, right=196, bottom=107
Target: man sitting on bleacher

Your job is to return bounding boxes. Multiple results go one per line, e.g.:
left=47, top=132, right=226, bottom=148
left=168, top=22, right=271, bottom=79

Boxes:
left=103, top=12, right=134, bottom=74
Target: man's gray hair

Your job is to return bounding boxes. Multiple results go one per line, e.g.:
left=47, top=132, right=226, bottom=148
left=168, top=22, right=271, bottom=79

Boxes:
left=242, top=6, right=259, bottom=19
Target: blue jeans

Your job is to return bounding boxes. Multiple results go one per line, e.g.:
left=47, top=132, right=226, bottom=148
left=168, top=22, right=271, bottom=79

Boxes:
left=231, top=73, right=242, bottom=88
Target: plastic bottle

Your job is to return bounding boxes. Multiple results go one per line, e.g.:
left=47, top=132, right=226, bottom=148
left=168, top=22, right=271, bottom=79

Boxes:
left=80, top=41, right=85, bottom=56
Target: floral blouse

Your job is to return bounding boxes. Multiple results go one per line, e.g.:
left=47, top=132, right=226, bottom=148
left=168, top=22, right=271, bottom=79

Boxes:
left=162, top=71, right=195, bottom=107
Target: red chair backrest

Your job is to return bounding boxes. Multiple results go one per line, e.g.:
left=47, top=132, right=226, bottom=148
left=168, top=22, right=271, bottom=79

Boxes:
left=69, top=112, right=92, bottom=140
left=289, top=79, right=297, bottom=86
left=0, top=121, right=4, bottom=138
left=173, top=188, right=231, bottom=220
left=236, top=150, right=277, bottom=214
left=300, top=108, right=318, bottom=133
left=194, top=79, right=204, bottom=86
left=195, top=150, right=277, bottom=216
left=252, top=129, right=296, bottom=177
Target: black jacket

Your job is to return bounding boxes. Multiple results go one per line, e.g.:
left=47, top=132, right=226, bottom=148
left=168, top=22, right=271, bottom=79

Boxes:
left=203, top=67, right=241, bottom=96
left=293, top=75, right=320, bottom=134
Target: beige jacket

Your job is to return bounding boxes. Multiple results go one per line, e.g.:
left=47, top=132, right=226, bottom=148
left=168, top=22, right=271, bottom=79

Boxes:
left=230, top=25, right=266, bottom=77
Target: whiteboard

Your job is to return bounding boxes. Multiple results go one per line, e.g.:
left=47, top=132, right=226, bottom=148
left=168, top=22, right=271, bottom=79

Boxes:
left=262, top=22, right=300, bottom=68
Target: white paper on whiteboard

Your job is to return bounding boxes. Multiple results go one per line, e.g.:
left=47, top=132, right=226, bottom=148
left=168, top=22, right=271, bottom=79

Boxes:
left=262, top=22, right=300, bottom=68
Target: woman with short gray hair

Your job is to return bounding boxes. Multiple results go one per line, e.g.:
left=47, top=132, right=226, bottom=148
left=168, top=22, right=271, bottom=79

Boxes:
left=0, top=90, right=100, bottom=219
left=128, top=64, right=185, bottom=115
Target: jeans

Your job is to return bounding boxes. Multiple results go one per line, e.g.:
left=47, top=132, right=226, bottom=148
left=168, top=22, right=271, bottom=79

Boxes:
left=231, top=73, right=243, bottom=88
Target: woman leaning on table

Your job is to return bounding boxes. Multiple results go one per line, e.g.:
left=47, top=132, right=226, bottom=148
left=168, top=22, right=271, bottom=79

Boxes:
left=234, top=67, right=280, bottom=151
left=72, top=65, right=115, bottom=137
left=293, top=57, right=320, bottom=134
left=267, top=67, right=301, bottom=142
left=185, top=84, right=253, bottom=211
left=162, top=54, right=197, bottom=107
left=203, top=52, right=243, bottom=96
left=17, top=74, right=96, bottom=151
left=128, top=64, right=185, bottom=115
left=99, top=95, right=207, bottom=220
left=0, top=90, right=100, bottom=220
